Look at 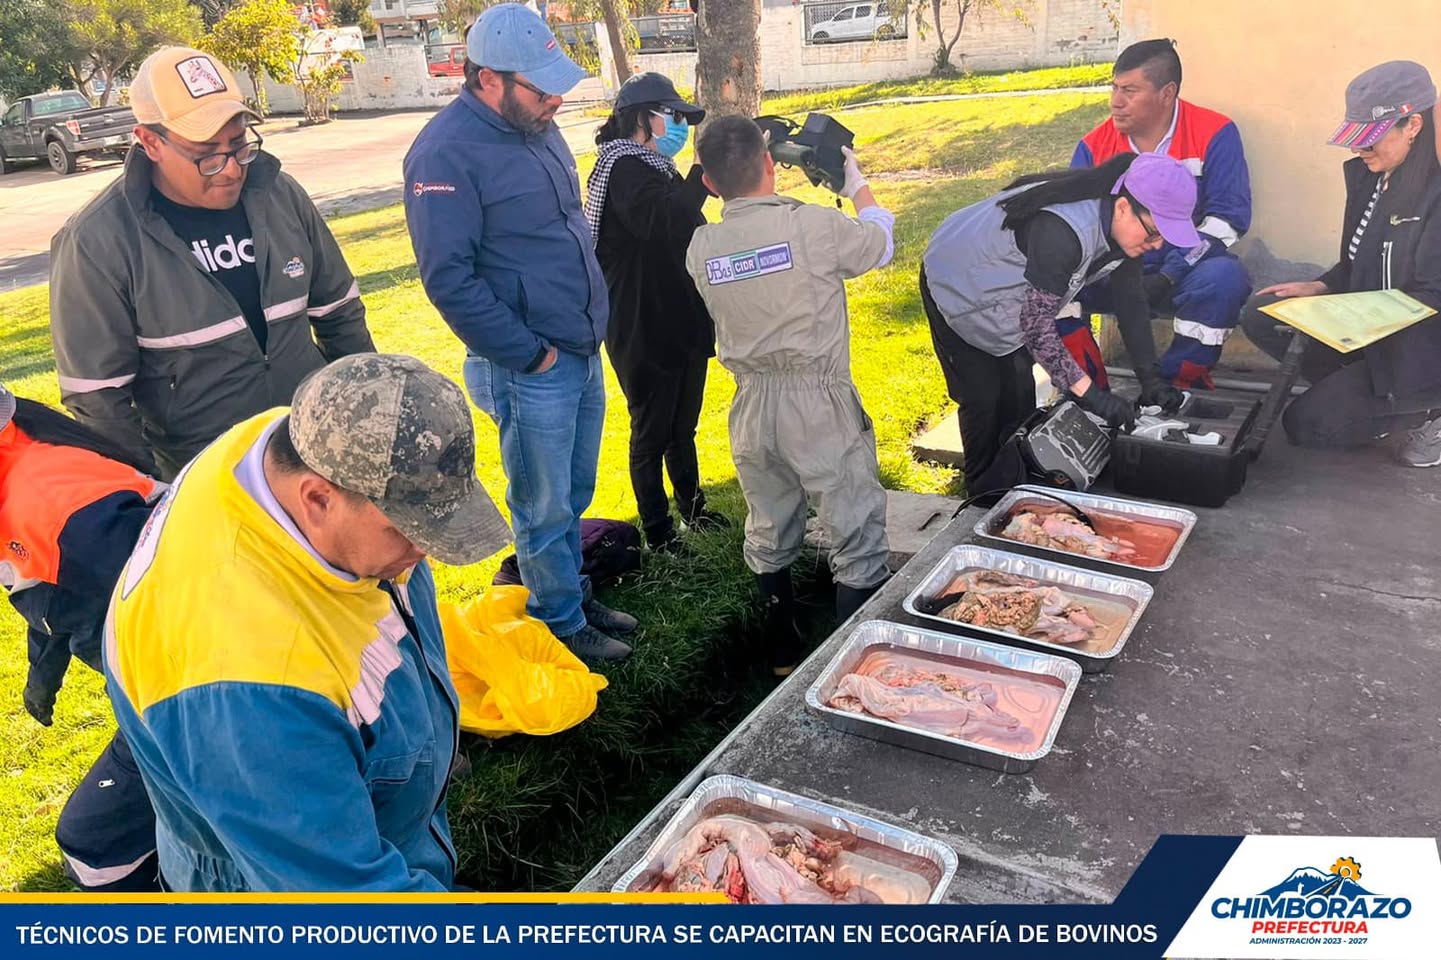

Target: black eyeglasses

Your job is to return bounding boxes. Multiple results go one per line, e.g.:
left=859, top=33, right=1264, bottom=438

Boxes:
left=1134, top=207, right=1163, bottom=243
left=157, top=129, right=263, bottom=177
left=501, top=72, right=559, bottom=102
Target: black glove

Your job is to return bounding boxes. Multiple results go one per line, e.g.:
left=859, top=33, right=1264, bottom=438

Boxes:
left=1074, top=382, right=1136, bottom=431
left=1141, top=272, right=1173, bottom=309
left=1137, top=376, right=1185, bottom=414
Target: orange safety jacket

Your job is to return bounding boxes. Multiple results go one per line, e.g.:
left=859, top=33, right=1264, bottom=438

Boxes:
left=0, top=420, right=159, bottom=592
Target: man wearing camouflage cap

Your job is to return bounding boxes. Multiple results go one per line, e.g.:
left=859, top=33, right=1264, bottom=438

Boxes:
left=105, top=354, right=509, bottom=891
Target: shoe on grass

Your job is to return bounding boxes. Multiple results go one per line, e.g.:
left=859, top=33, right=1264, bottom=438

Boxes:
left=682, top=508, right=731, bottom=532
left=1397, top=416, right=1441, bottom=468
left=559, top=624, right=632, bottom=662
left=583, top=596, right=638, bottom=635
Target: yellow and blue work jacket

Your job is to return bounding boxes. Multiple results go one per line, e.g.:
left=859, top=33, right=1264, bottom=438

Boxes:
left=105, top=410, right=459, bottom=891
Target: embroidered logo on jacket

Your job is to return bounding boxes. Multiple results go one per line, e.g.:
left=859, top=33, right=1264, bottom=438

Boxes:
left=704, top=243, right=794, bottom=285
left=412, top=182, right=456, bottom=197
left=283, top=256, right=306, bottom=279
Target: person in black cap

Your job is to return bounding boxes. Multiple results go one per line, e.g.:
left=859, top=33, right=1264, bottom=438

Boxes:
left=585, top=72, right=729, bottom=552
left=1239, top=61, right=1441, bottom=463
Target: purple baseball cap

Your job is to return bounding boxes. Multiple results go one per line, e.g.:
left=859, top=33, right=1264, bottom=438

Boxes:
left=1327, top=61, right=1436, bottom=149
left=467, top=3, right=588, bottom=96
left=1111, top=152, right=1201, bottom=248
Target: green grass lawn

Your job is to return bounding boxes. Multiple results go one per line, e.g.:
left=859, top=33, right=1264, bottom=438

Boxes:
left=762, top=63, right=1110, bottom=115
left=0, top=84, right=1107, bottom=891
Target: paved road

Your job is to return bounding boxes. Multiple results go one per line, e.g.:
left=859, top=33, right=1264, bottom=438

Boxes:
left=0, top=107, right=602, bottom=291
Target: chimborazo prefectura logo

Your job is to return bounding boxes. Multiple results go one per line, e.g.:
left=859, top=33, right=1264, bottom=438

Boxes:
left=1211, top=856, right=1412, bottom=943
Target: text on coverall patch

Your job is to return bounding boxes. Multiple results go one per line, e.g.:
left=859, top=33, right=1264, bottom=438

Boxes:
left=705, top=243, right=794, bottom=285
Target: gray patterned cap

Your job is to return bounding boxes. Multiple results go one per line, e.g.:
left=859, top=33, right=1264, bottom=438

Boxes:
left=0, top=383, right=14, bottom=432
left=289, top=354, right=511, bottom=566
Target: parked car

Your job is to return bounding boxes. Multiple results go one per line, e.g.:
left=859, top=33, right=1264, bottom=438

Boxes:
left=428, top=45, right=466, bottom=79
left=808, top=2, right=901, bottom=44
left=0, top=90, right=135, bottom=176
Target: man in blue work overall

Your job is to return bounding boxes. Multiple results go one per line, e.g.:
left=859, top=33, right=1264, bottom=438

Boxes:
left=403, top=4, right=634, bottom=661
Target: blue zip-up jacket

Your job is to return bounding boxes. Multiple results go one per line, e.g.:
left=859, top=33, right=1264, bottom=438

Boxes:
left=106, top=412, right=459, bottom=891
left=1072, top=100, right=1253, bottom=286
left=403, top=90, right=608, bottom=371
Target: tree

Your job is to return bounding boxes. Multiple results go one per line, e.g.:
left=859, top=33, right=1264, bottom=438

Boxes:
left=437, top=0, right=491, bottom=33
left=694, top=0, right=760, bottom=118
left=191, top=0, right=239, bottom=28
left=329, top=0, right=377, bottom=36
left=201, top=0, right=297, bottom=116
left=0, top=0, right=71, bottom=100
left=62, top=0, right=204, bottom=104
left=561, top=0, right=639, bottom=84
left=912, top=0, right=1029, bottom=77
left=290, top=24, right=363, bottom=123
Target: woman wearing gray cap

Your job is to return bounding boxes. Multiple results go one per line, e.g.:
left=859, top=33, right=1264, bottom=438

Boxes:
left=1241, top=61, right=1441, bottom=465
left=585, top=72, right=728, bottom=552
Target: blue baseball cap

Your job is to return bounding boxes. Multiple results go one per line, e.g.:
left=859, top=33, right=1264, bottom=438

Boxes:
left=467, top=3, right=588, bottom=96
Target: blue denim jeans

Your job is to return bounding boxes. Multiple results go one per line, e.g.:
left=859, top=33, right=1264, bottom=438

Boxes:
left=464, top=350, right=605, bottom=636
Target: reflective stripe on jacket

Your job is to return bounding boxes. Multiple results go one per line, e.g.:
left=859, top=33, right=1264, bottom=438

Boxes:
left=50, top=150, right=373, bottom=479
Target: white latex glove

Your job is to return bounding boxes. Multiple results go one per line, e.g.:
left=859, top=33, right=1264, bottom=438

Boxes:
left=840, top=145, right=867, bottom=199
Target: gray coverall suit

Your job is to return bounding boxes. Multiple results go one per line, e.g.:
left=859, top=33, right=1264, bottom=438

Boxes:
left=685, top=195, right=892, bottom=589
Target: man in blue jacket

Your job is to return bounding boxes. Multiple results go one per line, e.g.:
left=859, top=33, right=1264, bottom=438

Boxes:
left=1070, top=39, right=1254, bottom=390
left=107, top=355, right=513, bottom=890
left=404, top=4, right=633, bottom=662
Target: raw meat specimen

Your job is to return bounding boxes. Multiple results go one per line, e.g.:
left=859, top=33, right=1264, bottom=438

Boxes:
left=933, top=570, right=1100, bottom=645
left=827, top=649, right=1065, bottom=754
left=643, top=815, right=884, bottom=904
left=1001, top=509, right=1139, bottom=562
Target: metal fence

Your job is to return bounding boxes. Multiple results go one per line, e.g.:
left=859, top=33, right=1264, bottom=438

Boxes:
left=633, top=13, right=697, bottom=53
left=801, top=0, right=908, bottom=47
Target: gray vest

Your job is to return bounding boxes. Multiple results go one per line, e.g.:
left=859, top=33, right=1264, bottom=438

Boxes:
left=922, top=189, right=1120, bottom=357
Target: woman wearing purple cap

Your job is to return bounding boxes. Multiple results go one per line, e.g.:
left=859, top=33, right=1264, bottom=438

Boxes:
left=1240, top=61, right=1441, bottom=466
left=585, top=73, right=728, bottom=552
left=920, top=152, right=1201, bottom=494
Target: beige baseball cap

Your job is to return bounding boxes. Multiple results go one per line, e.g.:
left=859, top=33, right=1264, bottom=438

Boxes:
left=130, top=47, right=259, bottom=143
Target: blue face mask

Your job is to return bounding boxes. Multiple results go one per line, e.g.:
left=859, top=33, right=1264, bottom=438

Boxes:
left=653, top=112, right=690, bottom=158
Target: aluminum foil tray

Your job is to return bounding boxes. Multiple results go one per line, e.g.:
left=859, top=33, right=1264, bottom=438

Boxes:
left=612, top=774, right=958, bottom=903
left=902, top=544, right=1154, bottom=673
left=973, top=484, right=1198, bottom=573
left=805, top=620, right=1082, bottom=773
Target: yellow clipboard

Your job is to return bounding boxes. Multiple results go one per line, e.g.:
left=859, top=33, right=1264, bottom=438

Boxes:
left=1258, top=289, right=1436, bottom=353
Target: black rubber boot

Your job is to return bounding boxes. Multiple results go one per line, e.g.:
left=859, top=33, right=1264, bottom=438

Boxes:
left=835, top=578, right=886, bottom=621
left=758, top=569, right=804, bottom=677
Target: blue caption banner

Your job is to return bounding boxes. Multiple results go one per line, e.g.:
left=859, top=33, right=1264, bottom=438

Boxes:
left=1, top=837, right=1243, bottom=959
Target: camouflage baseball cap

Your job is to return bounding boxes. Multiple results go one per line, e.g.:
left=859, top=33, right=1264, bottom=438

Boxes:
left=289, top=354, right=511, bottom=566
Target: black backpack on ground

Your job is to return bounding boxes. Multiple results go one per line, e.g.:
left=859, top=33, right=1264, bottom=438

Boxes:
left=491, top=518, right=643, bottom=588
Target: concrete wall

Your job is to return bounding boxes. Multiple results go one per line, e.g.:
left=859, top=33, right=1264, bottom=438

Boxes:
left=249, top=1, right=1115, bottom=113
left=258, top=46, right=607, bottom=113
left=1122, top=1, right=1441, bottom=267
left=260, top=46, right=461, bottom=114
left=632, top=0, right=1116, bottom=92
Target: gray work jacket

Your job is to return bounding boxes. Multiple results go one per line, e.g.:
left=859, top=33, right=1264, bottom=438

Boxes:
left=921, top=190, right=1119, bottom=357
left=49, top=149, right=373, bottom=478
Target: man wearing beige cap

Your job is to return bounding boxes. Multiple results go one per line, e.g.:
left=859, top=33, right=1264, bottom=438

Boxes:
left=106, top=353, right=510, bottom=890
left=50, top=46, right=373, bottom=481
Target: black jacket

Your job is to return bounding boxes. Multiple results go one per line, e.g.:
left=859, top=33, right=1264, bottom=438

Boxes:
left=594, top=156, right=715, bottom=384
left=1318, top=157, right=1441, bottom=397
